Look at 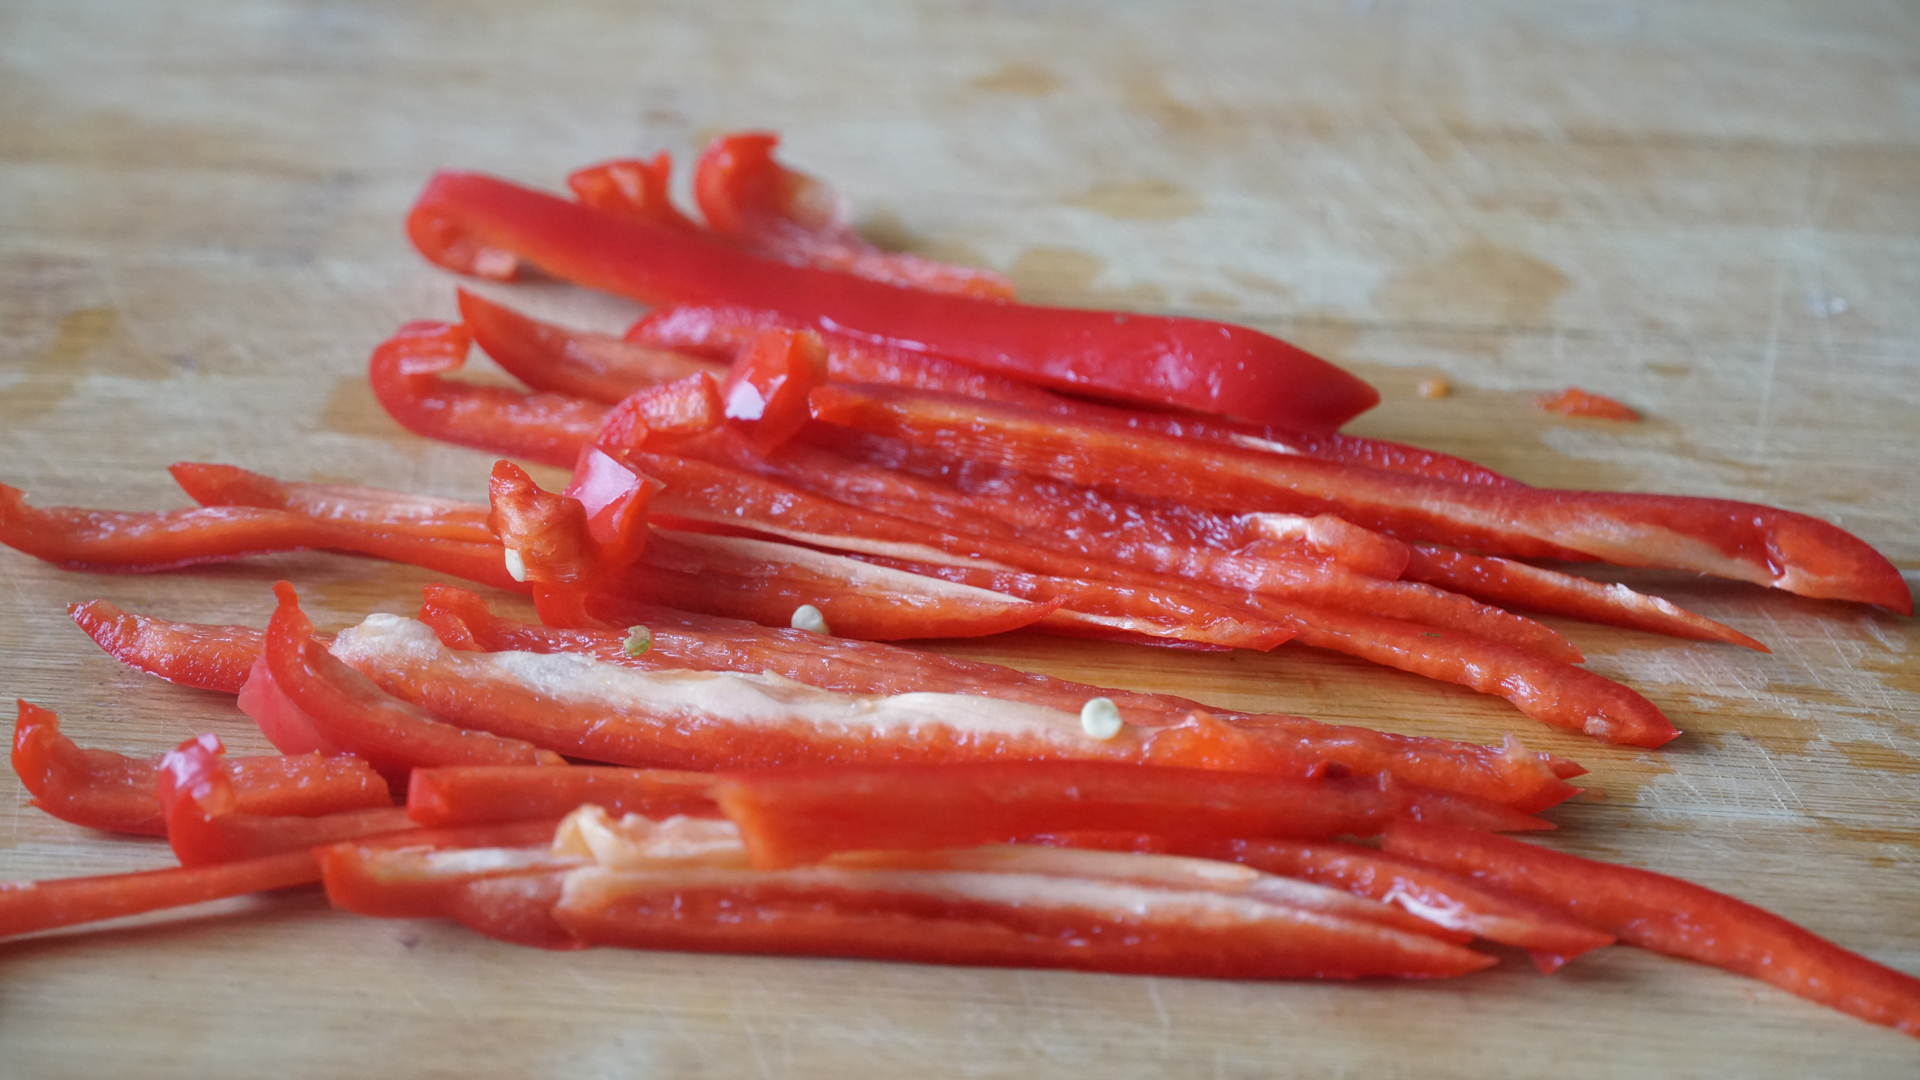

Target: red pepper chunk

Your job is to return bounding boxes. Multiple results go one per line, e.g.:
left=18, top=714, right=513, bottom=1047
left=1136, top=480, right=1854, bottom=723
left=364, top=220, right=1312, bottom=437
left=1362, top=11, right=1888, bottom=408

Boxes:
left=718, top=328, right=829, bottom=452
left=567, top=154, right=703, bottom=233
left=1382, top=821, right=1920, bottom=1036
left=1537, top=387, right=1641, bottom=421
left=367, top=319, right=607, bottom=469
left=406, top=170, right=1380, bottom=429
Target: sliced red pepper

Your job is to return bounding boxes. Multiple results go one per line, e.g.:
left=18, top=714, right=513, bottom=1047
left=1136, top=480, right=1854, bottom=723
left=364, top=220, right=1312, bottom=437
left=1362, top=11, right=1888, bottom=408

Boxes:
left=319, top=828, right=582, bottom=950
left=593, top=371, right=727, bottom=452
left=458, top=287, right=721, bottom=402
left=407, top=170, right=1379, bottom=429
left=69, top=599, right=265, bottom=694
left=264, top=581, right=564, bottom=783
left=717, top=327, right=829, bottom=452
left=711, top=763, right=1409, bottom=870
left=567, top=154, right=703, bottom=232
left=170, top=461, right=495, bottom=544
left=544, top=813, right=1491, bottom=979
left=155, top=733, right=413, bottom=866
left=1400, top=546, right=1768, bottom=652
left=1382, top=821, right=1920, bottom=1035
left=622, top=529, right=1056, bottom=642
left=670, top=433, right=1574, bottom=658
left=12, top=700, right=392, bottom=837
left=1196, top=838, right=1615, bottom=967
left=1537, top=387, right=1640, bottom=421
left=0, top=482, right=514, bottom=588
left=406, top=765, right=718, bottom=827
left=693, top=131, right=1018, bottom=300
left=630, top=303, right=1070, bottom=408
left=367, top=319, right=606, bottom=469
left=809, top=384, right=1911, bottom=614
left=562, top=446, right=659, bottom=561
left=0, top=850, right=322, bottom=940
left=418, top=583, right=1586, bottom=812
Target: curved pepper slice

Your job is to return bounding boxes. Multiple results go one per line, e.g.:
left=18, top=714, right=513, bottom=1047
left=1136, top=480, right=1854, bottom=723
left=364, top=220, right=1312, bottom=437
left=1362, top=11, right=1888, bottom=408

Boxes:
left=170, top=461, right=495, bottom=545
left=1383, top=821, right=1920, bottom=1035
left=693, top=131, right=1018, bottom=300
left=717, top=327, right=829, bottom=452
left=458, top=287, right=721, bottom=402
left=405, top=170, right=1380, bottom=429
left=264, top=581, right=564, bottom=783
left=155, top=734, right=413, bottom=866
left=0, top=482, right=514, bottom=588
left=567, top=154, right=703, bottom=233
left=12, top=700, right=393, bottom=836
left=808, top=384, right=1911, bottom=613
left=69, top=599, right=266, bottom=694
left=367, top=319, right=607, bottom=469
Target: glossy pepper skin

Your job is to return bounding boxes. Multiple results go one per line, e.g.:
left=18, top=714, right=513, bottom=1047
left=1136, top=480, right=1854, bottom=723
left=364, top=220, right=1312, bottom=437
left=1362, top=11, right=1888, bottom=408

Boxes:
left=12, top=700, right=392, bottom=836
left=405, top=170, right=1381, bottom=430
left=155, top=734, right=412, bottom=866
left=1382, top=821, right=1920, bottom=1036
left=809, top=383, right=1912, bottom=614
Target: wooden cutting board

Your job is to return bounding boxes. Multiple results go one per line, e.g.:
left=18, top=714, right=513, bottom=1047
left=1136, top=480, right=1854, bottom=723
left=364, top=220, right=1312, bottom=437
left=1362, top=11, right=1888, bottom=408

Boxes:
left=2, top=1, right=1915, bottom=1075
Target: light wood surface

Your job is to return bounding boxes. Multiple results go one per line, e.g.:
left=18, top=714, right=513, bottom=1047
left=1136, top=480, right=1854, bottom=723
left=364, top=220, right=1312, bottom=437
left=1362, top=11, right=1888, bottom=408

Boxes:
left=2, top=1, right=1917, bottom=1076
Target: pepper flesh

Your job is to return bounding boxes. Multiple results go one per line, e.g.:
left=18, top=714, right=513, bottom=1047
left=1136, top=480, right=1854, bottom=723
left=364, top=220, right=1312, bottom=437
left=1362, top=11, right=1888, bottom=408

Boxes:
left=405, top=169, right=1380, bottom=429
left=808, top=383, right=1911, bottom=613
left=12, top=700, right=391, bottom=837
left=1382, top=821, right=1920, bottom=1035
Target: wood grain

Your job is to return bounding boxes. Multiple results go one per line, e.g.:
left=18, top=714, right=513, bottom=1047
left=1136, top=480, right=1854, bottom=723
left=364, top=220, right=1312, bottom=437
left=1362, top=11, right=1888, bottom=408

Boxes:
left=1, top=1, right=1916, bottom=1076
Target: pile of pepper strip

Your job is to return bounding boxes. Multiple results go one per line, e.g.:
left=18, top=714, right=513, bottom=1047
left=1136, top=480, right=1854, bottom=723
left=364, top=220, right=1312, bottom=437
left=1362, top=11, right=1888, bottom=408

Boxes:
left=2, top=132, right=1917, bottom=1037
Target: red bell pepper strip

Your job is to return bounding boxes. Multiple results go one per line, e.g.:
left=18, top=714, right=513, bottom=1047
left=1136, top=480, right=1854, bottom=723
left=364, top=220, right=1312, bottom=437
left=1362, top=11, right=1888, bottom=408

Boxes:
left=562, top=446, right=659, bottom=562
left=542, top=812, right=1492, bottom=979
left=367, top=319, right=607, bottom=469
left=69, top=599, right=266, bottom=694
left=621, top=529, right=1058, bottom=641
left=809, top=384, right=1913, bottom=614
left=319, top=828, right=583, bottom=950
left=264, top=581, right=565, bottom=783
left=458, top=287, right=721, bottom=402
left=717, top=327, right=830, bottom=452
left=692, top=131, right=1019, bottom=300
left=626, top=445, right=1654, bottom=738
left=0, top=850, right=322, bottom=940
left=169, top=461, right=495, bottom=544
left=12, top=701, right=392, bottom=837
left=668, top=432, right=1575, bottom=659
left=1400, top=546, right=1768, bottom=652
left=1537, top=387, right=1640, bottom=421
left=406, top=170, right=1380, bottom=429
left=0, top=482, right=515, bottom=588
left=567, top=154, right=703, bottom=233
left=155, top=734, right=414, bottom=866
left=710, top=763, right=1409, bottom=870
left=1385, top=823, right=1920, bottom=1036
left=1196, top=838, right=1615, bottom=967
left=418, top=583, right=1585, bottom=812
left=630, top=304, right=1071, bottom=409
left=237, top=655, right=341, bottom=755
left=406, top=765, right=719, bottom=827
